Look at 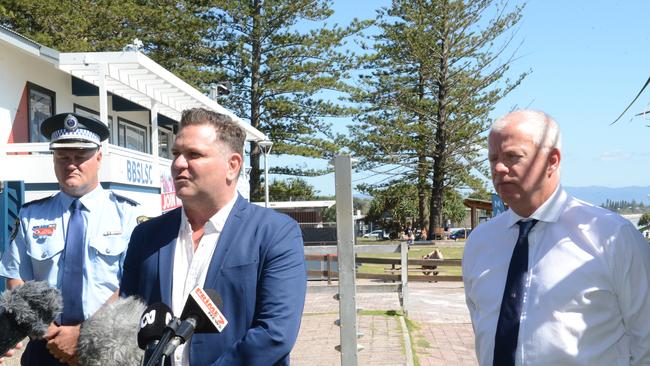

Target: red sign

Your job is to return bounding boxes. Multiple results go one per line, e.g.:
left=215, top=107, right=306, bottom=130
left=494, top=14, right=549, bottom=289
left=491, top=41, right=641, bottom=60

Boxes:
left=161, top=192, right=181, bottom=211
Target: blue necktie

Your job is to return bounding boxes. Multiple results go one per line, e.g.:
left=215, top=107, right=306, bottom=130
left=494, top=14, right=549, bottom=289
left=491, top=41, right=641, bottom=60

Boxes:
left=61, top=199, right=85, bottom=325
left=493, top=219, right=538, bottom=366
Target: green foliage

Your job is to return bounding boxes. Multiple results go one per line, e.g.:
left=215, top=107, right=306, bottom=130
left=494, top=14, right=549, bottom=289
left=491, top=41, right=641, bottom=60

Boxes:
left=322, top=205, right=336, bottom=223
left=205, top=0, right=371, bottom=200
left=322, top=196, right=372, bottom=223
left=362, top=181, right=468, bottom=231
left=0, top=1, right=215, bottom=87
left=442, top=189, right=466, bottom=226
left=467, top=184, right=492, bottom=201
left=354, top=197, right=372, bottom=215
left=1, top=0, right=370, bottom=201
left=364, top=182, right=419, bottom=231
left=268, top=178, right=318, bottom=201
left=639, top=212, right=650, bottom=231
left=601, top=199, right=647, bottom=214
left=346, top=0, right=527, bottom=237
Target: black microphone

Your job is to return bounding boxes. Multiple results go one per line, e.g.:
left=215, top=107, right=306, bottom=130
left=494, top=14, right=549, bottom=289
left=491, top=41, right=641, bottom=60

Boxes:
left=76, top=296, right=147, bottom=366
left=0, top=281, right=62, bottom=355
left=138, top=302, right=177, bottom=366
left=161, top=286, right=228, bottom=358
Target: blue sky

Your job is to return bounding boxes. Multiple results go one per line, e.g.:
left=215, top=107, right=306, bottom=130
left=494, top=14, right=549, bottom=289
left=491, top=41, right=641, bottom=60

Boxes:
left=270, top=0, right=650, bottom=197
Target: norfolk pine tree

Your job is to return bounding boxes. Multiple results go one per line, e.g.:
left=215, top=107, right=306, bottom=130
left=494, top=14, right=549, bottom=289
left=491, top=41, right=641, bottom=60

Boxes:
left=348, top=0, right=527, bottom=238
left=0, top=1, right=216, bottom=87
left=205, top=0, right=369, bottom=201
left=2, top=1, right=369, bottom=201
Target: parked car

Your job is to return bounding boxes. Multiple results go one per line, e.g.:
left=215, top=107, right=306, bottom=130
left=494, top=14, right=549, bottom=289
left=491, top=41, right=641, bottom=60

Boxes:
left=362, top=230, right=388, bottom=239
left=449, top=228, right=471, bottom=240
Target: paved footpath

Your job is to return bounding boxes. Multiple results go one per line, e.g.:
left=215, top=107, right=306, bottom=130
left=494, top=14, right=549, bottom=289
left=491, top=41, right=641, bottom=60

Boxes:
left=292, top=281, right=478, bottom=366
left=3, top=282, right=477, bottom=366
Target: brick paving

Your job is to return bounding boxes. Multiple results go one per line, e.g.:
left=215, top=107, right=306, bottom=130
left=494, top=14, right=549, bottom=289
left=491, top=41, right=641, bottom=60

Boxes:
left=414, top=324, right=477, bottom=366
left=292, top=281, right=478, bottom=366
left=292, top=313, right=406, bottom=366
left=407, top=282, right=478, bottom=365
left=3, top=282, right=477, bottom=366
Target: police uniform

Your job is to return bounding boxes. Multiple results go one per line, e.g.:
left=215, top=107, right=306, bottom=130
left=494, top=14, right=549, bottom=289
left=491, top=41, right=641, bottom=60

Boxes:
left=0, top=187, right=141, bottom=317
left=0, top=113, right=143, bottom=366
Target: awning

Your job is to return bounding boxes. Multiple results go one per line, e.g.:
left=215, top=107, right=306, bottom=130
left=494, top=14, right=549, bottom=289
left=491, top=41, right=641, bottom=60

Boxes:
left=463, top=198, right=493, bottom=211
left=57, top=51, right=266, bottom=141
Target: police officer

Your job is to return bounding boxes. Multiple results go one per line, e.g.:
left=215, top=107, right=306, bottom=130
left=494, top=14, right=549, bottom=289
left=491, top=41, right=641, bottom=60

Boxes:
left=0, top=113, right=143, bottom=365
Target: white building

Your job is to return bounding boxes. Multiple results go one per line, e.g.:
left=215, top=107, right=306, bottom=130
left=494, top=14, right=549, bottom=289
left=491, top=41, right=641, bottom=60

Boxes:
left=0, top=26, right=266, bottom=216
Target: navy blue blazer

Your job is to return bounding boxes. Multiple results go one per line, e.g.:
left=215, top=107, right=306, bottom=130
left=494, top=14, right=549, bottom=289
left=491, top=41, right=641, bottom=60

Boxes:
left=120, top=195, right=307, bottom=365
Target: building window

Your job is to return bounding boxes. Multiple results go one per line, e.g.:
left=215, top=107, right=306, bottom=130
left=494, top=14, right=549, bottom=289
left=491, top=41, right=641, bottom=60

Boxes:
left=118, top=118, right=148, bottom=153
left=28, top=83, right=55, bottom=142
left=73, top=104, right=113, bottom=144
left=158, top=127, right=173, bottom=159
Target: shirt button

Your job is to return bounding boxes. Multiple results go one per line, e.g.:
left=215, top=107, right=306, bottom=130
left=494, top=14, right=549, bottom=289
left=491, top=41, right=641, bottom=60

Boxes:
left=106, top=248, right=111, bottom=254
left=41, top=253, right=47, bottom=258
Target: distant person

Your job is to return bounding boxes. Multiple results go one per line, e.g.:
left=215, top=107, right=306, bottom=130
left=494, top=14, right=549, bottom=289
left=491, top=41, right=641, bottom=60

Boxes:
left=419, top=227, right=428, bottom=241
left=0, top=113, right=142, bottom=365
left=120, top=108, right=306, bottom=365
left=405, top=227, right=415, bottom=247
left=462, top=110, right=650, bottom=365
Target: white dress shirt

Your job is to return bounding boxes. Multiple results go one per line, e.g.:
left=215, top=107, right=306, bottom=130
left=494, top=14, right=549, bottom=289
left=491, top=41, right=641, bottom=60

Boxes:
left=463, top=186, right=650, bottom=365
left=171, top=194, right=237, bottom=366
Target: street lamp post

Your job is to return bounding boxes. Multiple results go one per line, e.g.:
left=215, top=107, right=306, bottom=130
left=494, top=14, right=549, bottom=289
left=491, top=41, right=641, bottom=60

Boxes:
left=209, top=83, right=231, bottom=100
left=258, top=140, right=273, bottom=208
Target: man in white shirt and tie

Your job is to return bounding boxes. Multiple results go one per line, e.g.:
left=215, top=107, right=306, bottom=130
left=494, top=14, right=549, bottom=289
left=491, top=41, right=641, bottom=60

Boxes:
left=463, top=109, right=650, bottom=365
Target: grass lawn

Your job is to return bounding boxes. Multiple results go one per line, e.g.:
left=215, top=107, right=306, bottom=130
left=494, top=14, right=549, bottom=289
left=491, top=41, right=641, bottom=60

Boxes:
left=355, top=244, right=464, bottom=277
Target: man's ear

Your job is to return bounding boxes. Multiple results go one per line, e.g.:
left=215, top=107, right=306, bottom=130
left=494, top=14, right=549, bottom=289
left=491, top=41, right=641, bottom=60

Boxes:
left=226, top=153, right=243, bottom=181
left=547, top=147, right=560, bottom=174
left=96, top=149, right=103, bottom=165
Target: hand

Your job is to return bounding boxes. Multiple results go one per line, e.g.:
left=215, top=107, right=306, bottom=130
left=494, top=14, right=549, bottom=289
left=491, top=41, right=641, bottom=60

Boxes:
left=0, top=341, right=23, bottom=363
left=44, top=323, right=81, bottom=365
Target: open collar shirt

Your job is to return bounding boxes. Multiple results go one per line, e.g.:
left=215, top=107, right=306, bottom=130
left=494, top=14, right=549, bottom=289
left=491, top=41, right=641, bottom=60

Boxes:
left=171, top=193, right=237, bottom=366
left=463, top=186, right=650, bottom=365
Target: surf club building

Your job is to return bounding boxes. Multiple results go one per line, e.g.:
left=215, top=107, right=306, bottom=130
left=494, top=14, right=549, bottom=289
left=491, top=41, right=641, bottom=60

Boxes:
left=0, top=25, right=267, bottom=218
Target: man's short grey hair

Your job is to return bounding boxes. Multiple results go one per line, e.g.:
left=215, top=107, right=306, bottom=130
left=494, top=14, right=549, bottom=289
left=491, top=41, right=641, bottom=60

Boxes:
left=491, top=109, right=562, bottom=150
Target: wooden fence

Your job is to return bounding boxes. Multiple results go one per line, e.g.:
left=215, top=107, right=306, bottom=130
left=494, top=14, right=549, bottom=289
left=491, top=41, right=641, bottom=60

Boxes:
left=305, top=253, right=462, bottom=283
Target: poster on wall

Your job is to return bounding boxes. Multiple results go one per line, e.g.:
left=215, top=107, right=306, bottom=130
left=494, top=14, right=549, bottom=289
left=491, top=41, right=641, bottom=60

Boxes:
left=161, top=170, right=182, bottom=212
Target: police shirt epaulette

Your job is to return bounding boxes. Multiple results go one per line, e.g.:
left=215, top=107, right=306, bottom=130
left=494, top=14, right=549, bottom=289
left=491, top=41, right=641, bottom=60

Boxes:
left=111, top=192, right=140, bottom=206
left=21, top=195, right=55, bottom=208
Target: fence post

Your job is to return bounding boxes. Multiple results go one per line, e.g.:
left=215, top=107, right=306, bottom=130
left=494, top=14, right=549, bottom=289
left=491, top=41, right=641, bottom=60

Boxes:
left=334, top=155, right=359, bottom=365
left=400, top=241, right=409, bottom=316
left=327, top=254, right=333, bottom=285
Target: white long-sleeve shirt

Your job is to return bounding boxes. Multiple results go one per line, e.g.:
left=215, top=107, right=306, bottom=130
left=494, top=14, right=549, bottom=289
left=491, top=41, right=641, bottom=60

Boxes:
left=463, top=187, right=650, bottom=365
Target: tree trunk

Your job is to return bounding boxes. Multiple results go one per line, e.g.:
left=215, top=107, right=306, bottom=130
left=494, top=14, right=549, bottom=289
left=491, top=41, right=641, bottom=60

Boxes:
left=428, top=4, right=449, bottom=240
left=417, top=155, right=427, bottom=230
left=249, top=0, right=263, bottom=201
left=250, top=144, right=261, bottom=201
left=416, top=65, right=428, bottom=231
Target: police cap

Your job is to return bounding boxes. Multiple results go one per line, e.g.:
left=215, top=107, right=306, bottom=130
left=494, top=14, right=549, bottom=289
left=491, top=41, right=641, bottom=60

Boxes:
left=40, top=113, right=110, bottom=150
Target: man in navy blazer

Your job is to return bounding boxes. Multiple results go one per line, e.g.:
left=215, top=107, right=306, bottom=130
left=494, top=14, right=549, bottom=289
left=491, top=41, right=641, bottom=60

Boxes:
left=120, top=108, right=306, bottom=365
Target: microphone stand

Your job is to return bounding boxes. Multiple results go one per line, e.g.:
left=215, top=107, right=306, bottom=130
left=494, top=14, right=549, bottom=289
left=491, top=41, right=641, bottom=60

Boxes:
left=143, top=318, right=181, bottom=366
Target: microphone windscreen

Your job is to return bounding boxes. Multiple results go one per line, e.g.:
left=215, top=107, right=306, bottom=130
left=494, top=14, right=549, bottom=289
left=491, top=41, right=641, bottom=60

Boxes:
left=0, top=281, right=62, bottom=355
left=180, top=287, right=227, bottom=334
left=137, top=302, right=173, bottom=350
left=1, top=281, right=62, bottom=337
left=77, top=296, right=147, bottom=366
